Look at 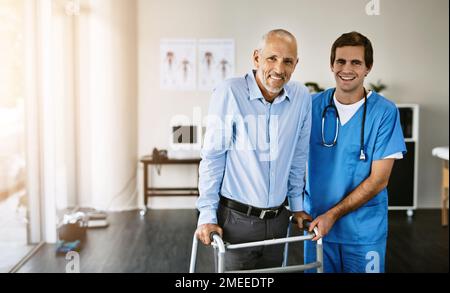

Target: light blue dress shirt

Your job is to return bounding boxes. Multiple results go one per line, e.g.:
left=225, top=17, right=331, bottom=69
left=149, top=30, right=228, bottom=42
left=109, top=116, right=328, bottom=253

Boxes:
left=197, top=70, right=312, bottom=226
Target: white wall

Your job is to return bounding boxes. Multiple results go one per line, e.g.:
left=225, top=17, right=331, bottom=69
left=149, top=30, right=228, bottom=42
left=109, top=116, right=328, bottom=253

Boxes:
left=138, top=0, right=449, bottom=209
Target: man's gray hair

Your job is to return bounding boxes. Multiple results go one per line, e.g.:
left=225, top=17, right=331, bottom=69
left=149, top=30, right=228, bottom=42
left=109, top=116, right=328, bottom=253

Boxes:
left=257, top=29, right=297, bottom=52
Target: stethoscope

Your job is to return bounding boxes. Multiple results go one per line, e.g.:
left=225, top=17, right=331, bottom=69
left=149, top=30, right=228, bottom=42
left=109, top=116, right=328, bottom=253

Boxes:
left=321, top=88, right=367, bottom=161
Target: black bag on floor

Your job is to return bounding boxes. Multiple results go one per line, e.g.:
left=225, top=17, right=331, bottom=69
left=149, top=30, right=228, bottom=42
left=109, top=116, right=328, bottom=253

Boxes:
left=58, top=221, right=87, bottom=242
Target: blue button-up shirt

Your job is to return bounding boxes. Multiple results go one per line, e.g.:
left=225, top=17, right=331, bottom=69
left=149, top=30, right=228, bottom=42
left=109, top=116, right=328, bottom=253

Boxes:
left=197, top=70, right=311, bottom=225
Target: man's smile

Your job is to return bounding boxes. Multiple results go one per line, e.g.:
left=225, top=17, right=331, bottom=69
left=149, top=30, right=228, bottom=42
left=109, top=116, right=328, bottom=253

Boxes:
left=268, top=74, right=285, bottom=81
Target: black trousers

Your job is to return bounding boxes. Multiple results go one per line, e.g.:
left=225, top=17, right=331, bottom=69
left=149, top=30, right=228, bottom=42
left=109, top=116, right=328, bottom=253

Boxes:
left=215, top=202, right=290, bottom=271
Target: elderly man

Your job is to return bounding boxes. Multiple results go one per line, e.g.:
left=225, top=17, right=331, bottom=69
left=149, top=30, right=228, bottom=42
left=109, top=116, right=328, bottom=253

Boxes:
left=195, top=29, right=312, bottom=271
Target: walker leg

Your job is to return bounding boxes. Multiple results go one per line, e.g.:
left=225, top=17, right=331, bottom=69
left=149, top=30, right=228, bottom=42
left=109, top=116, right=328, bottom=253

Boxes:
left=217, top=251, right=225, bottom=273
left=189, top=235, right=198, bottom=273
left=316, top=239, right=324, bottom=273
left=282, top=222, right=292, bottom=267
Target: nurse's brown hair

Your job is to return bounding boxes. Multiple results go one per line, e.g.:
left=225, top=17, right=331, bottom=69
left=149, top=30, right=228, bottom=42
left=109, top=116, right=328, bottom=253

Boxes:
left=330, top=31, right=373, bottom=69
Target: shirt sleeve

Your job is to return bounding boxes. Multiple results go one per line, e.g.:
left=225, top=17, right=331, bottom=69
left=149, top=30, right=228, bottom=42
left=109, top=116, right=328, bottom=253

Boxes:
left=287, top=90, right=312, bottom=212
left=383, top=152, right=403, bottom=159
left=373, top=106, right=407, bottom=161
left=196, top=85, right=233, bottom=226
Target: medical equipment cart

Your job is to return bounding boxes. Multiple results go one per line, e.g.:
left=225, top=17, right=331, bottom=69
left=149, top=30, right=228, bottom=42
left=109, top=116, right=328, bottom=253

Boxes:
left=189, top=217, right=323, bottom=273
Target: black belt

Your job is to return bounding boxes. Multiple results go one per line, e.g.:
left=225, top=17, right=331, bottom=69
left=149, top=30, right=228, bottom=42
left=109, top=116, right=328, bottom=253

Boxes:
left=219, top=196, right=286, bottom=219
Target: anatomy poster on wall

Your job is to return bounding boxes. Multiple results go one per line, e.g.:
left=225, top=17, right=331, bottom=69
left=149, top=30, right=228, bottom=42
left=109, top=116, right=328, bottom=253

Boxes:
left=198, top=39, right=235, bottom=91
left=160, top=39, right=196, bottom=90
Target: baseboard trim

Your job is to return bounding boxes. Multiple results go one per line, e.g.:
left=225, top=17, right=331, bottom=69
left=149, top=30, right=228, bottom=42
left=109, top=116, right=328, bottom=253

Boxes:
left=8, top=241, right=45, bottom=273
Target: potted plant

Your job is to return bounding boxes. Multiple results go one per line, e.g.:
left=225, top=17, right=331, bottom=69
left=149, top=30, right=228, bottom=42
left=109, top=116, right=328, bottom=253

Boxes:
left=369, top=80, right=387, bottom=94
left=305, top=82, right=324, bottom=94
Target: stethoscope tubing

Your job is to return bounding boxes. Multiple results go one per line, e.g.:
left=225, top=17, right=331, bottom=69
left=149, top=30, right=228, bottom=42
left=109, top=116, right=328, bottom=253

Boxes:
left=321, top=88, right=367, bottom=161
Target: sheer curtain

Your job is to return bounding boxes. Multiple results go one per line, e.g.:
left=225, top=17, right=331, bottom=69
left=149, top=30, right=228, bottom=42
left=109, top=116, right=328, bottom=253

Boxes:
left=42, top=0, right=139, bottom=241
left=74, top=0, right=138, bottom=212
left=2, top=0, right=139, bottom=244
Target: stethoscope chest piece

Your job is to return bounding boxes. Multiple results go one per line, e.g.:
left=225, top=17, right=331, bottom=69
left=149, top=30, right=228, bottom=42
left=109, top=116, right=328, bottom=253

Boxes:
left=359, top=149, right=366, bottom=161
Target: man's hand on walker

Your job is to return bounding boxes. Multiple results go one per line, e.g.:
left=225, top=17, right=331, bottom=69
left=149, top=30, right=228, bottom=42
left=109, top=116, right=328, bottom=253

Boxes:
left=292, top=211, right=313, bottom=230
left=195, top=224, right=223, bottom=245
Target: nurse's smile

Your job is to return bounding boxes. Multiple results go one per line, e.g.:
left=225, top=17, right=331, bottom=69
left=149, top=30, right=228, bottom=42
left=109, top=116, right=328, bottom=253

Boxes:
left=338, top=75, right=355, bottom=81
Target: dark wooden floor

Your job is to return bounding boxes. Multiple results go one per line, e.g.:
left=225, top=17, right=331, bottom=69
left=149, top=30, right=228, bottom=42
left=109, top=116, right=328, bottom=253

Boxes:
left=17, top=209, right=448, bottom=273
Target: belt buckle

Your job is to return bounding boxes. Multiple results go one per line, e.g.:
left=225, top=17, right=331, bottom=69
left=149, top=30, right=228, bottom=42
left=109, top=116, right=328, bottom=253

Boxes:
left=259, top=209, right=278, bottom=219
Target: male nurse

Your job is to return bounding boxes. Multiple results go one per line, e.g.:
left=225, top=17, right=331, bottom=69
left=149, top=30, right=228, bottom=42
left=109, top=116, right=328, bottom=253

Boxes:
left=304, top=31, right=406, bottom=273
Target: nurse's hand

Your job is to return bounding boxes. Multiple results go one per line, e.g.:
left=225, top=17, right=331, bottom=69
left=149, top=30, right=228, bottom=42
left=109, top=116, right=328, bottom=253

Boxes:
left=195, top=223, right=223, bottom=246
left=309, top=212, right=337, bottom=241
left=292, top=211, right=313, bottom=230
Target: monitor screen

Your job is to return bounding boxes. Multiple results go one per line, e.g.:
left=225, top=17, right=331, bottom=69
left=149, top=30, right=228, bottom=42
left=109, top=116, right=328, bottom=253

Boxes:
left=172, top=125, right=197, bottom=144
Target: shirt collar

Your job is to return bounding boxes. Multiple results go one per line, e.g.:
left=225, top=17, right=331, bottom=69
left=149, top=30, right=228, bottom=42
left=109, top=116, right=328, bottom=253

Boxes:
left=246, top=70, right=291, bottom=104
left=332, top=88, right=373, bottom=105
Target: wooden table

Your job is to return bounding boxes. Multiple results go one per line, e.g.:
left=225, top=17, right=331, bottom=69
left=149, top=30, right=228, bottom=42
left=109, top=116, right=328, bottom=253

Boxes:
left=140, top=155, right=201, bottom=214
left=432, top=147, right=449, bottom=226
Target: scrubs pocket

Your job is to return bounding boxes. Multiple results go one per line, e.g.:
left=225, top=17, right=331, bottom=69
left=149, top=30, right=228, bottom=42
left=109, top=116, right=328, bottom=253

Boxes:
left=355, top=202, right=388, bottom=243
left=345, top=143, right=372, bottom=182
left=344, top=144, right=363, bottom=179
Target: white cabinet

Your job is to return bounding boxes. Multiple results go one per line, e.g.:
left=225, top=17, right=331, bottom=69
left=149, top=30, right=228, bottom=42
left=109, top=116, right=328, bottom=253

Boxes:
left=387, top=104, right=419, bottom=216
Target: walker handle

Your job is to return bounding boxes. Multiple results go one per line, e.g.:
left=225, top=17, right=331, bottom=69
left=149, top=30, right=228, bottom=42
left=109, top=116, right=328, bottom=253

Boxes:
left=209, top=231, right=221, bottom=242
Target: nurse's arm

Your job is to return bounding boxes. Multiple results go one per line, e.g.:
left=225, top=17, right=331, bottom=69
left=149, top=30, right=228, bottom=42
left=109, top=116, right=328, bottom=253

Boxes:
left=309, top=159, right=395, bottom=241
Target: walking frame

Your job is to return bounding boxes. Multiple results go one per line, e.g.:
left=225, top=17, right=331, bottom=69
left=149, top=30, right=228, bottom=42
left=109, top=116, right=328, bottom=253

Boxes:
left=189, top=216, right=323, bottom=273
